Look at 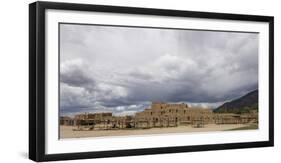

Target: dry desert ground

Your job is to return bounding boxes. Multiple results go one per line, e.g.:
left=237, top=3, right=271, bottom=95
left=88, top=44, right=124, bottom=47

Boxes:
left=60, top=124, right=257, bottom=139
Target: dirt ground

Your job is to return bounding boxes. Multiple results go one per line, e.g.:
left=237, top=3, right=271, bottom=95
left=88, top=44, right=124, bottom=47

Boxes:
left=60, top=123, right=256, bottom=139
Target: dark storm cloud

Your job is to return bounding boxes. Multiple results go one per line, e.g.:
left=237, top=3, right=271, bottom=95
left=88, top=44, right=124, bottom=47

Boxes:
left=61, top=67, right=95, bottom=91
left=59, top=24, right=258, bottom=116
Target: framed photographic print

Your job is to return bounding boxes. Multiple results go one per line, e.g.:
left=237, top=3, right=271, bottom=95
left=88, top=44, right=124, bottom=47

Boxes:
left=29, top=1, right=274, bottom=162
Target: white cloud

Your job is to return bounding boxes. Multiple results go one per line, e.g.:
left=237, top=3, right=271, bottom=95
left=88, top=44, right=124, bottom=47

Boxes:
left=60, top=24, right=258, bottom=115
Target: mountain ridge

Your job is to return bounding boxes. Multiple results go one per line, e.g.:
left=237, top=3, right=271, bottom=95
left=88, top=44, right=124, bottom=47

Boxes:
left=214, top=90, right=258, bottom=114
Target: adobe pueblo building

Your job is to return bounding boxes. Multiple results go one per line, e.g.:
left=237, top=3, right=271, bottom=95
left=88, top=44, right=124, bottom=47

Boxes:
left=134, top=102, right=213, bottom=128
left=60, top=102, right=258, bottom=131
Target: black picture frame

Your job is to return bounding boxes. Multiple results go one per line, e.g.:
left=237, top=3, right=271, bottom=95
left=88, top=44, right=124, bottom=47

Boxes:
left=29, top=1, right=274, bottom=162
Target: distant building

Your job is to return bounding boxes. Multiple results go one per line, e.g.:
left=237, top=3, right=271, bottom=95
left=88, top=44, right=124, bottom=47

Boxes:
left=59, top=116, right=74, bottom=126
left=134, top=102, right=213, bottom=128
left=73, top=112, right=133, bottom=130
left=61, top=102, right=258, bottom=130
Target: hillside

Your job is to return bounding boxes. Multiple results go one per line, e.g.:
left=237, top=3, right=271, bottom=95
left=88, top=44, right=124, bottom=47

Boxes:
left=213, top=90, right=258, bottom=114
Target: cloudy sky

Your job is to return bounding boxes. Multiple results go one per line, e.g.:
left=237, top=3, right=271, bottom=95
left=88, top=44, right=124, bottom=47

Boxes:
left=59, top=24, right=258, bottom=116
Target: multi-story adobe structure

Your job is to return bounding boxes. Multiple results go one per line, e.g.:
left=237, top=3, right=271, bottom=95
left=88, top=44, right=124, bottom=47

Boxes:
left=134, top=102, right=213, bottom=128
left=60, top=102, right=258, bottom=130
left=72, top=112, right=134, bottom=130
